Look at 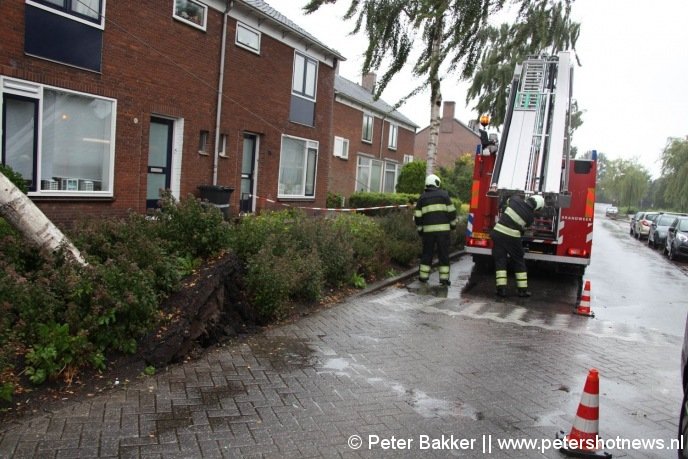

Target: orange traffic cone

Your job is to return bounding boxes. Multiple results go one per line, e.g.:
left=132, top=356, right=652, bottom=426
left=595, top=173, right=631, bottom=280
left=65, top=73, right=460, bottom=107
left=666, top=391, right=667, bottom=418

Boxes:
left=574, top=280, right=595, bottom=317
left=556, top=369, right=612, bottom=458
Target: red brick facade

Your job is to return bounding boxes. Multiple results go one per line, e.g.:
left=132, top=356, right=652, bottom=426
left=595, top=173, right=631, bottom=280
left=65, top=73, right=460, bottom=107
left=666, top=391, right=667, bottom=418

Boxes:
left=414, top=101, right=480, bottom=169
left=329, top=76, right=416, bottom=200
left=0, top=1, right=339, bottom=225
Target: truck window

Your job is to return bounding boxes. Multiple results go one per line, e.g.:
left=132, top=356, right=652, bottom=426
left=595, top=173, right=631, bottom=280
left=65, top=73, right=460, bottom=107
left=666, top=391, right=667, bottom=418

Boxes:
left=573, top=161, right=592, bottom=174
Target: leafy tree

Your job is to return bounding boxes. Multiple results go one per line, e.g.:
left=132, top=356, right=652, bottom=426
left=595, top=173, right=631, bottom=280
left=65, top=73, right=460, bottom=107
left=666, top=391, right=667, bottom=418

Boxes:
left=396, top=161, right=428, bottom=195
left=438, top=153, right=474, bottom=202
left=661, top=137, right=688, bottom=212
left=598, top=158, right=649, bottom=211
left=304, top=0, right=572, bottom=175
left=467, top=1, right=580, bottom=127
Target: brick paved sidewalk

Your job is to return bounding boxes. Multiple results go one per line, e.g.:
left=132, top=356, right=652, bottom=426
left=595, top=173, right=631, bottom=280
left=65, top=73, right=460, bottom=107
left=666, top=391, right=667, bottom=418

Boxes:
left=0, top=259, right=681, bottom=458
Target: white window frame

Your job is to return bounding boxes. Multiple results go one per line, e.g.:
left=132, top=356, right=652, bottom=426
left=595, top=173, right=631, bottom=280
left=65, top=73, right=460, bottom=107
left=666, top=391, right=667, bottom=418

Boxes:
left=292, top=51, right=318, bottom=102
left=333, top=136, right=349, bottom=159
left=403, top=154, right=414, bottom=164
left=278, top=134, right=319, bottom=199
left=388, top=123, right=398, bottom=150
left=362, top=113, right=374, bottom=143
left=383, top=160, right=400, bottom=193
left=26, top=0, right=106, bottom=29
left=1, top=76, right=116, bottom=197
left=236, top=22, right=261, bottom=54
left=173, top=0, right=207, bottom=31
left=198, top=130, right=209, bottom=154
left=356, top=155, right=383, bottom=192
left=218, top=133, right=228, bottom=157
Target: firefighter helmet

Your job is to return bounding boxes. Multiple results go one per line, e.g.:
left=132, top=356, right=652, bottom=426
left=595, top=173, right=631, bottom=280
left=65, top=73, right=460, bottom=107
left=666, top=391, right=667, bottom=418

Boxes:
left=529, top=195, right=545, bottom=211
left=425, top=174, right=441, bottom=188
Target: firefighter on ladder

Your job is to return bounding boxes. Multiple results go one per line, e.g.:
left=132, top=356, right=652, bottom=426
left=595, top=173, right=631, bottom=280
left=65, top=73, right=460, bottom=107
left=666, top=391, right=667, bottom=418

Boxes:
left=491, top=194, right=545, bottom=297
left=415, top=174, right=457, bottom=286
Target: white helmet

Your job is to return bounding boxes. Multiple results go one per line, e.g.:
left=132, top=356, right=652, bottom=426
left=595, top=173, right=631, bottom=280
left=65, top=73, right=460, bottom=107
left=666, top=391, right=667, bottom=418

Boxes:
left=425, top=174, right=441, bottom=188
left=529, top=195, right=545, bottom=211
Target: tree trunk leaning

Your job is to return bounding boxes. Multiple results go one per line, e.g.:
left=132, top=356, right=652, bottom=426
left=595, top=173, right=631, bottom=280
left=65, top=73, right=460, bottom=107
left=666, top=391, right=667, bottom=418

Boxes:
left=0, top=172, right=86, bottom=265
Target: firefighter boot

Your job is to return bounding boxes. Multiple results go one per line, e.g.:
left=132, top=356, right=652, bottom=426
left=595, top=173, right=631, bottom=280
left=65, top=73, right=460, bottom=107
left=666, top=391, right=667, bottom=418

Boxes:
left=496, top=286, right=507, bottom=297
left=517, top=288, right=532, bottom=298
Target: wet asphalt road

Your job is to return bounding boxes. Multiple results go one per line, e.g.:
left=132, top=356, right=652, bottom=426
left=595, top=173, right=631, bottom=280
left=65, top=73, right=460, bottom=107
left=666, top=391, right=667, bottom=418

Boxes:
left=0, top=206, right=685, bottom=458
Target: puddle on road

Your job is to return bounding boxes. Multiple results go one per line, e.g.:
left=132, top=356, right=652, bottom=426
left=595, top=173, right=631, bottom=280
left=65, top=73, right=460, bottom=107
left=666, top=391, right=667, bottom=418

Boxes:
left=407, top=389, right=483, bottom=420
left=247, top=335, right=317, bottom=371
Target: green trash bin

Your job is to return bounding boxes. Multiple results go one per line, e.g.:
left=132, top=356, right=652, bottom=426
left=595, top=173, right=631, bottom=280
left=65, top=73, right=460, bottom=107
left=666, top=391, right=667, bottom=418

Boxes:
left=198, top=185, right=233, bottom=219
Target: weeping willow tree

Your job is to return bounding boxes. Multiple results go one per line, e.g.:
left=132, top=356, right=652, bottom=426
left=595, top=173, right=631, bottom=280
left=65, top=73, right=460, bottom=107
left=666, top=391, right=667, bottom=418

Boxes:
left=467, top=0, right=581, bottom=127
left=661, top=137, right=688, bottom=211
left=304, top=0, right=576, bottom=174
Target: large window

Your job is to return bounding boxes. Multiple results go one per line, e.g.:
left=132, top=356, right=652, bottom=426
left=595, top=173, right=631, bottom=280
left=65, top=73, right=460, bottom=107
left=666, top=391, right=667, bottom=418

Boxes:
left=173, top=0, right=207, bottom=30
left=1, top=78, right=115, bottom=195
left=28, top=0, right=104, bottom=25
left=278, top=135, right=318, bottom=198
left=362, top=113, right=374, bottom=143
left=292, top=52, right=318, bottom=101
left=356, top=156, right=383, bottom=192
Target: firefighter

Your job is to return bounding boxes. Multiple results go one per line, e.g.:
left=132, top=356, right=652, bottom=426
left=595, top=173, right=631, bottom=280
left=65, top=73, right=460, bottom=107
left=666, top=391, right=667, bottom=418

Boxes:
left=415, top=174, right=457, bottom=286
left=490, top=194, right=545, bottom=297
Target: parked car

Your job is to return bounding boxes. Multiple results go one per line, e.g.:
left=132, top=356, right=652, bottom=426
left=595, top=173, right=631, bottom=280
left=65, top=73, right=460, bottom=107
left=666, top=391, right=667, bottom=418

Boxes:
left=631, top=211, right=659, bottom=240
left=665, top=216, right=688, bottom=261
left=605, top=206, right=618, bottom=218
left=648, top=213, right=686, bottom=248
left=679, top=315, right=688, bottom=457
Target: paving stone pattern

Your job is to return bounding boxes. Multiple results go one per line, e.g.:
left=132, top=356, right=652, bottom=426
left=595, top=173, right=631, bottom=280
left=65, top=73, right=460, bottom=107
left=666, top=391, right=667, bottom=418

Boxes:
left=0, top=268, right=681, bottom=458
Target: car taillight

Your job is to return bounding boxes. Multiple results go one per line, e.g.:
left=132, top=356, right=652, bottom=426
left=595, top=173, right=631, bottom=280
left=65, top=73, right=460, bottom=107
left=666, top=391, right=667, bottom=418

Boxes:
left=567, top=248, right=589, bottom=257
left=642, top=221, right=650, bottom=227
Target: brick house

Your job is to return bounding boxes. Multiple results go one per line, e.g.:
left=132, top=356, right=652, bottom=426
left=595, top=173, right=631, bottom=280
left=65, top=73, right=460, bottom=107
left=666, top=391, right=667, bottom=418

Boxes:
left=414, top=101, right=480, bottom=170
left=0, top=0, right=344, bottom=224
left=329, top=73, right=417, bottom=202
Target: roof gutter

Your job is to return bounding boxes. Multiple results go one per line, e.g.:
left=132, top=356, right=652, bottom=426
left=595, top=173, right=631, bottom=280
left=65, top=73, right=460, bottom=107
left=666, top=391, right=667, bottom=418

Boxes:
left=213, top=0, right=233, bottom=186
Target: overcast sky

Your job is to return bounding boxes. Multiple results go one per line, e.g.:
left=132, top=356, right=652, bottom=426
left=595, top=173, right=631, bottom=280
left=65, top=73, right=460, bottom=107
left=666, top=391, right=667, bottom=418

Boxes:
left=270, top=0, right=688, bottom=179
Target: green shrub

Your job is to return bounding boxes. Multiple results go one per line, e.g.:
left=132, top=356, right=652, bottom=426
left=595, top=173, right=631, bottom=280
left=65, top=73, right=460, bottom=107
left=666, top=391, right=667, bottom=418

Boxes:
left=327, top=192, right=345, bottom=208
left=375, top=209, right=421, bottom=267
left=348, top=192, right=418, bottom=215
left=0, top=164, right=28, bottom=194
left=396, top=161, right=427, bottom=194
left=229, top=209, right=303, bottom=261
left=332, top=213, right=388, bottom=278
left=155, top=191, right=230, bottom=259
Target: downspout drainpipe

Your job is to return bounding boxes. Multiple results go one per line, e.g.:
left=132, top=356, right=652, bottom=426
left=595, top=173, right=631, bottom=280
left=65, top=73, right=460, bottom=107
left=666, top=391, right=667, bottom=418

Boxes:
left=213, top=0, right=233, bottom=185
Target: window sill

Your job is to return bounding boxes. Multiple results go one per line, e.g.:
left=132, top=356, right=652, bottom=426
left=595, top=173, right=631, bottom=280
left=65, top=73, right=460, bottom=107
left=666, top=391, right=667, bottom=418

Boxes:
left=218, top=154, right=229, bottom=159
left=29, top=194, right=115, bottom=202
left=277, top=196, right=316, bottom=202
left=198, top=151, right=210, bottom=156
left=361, top=139, right=373, bottom=145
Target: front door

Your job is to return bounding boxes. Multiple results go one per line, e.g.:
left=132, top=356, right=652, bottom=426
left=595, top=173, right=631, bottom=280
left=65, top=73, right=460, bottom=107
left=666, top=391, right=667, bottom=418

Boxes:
left=2, top=94, right=38, bottom=191
left=240, top=133, right=257, bottom=213
left=147, top=117, right=173, bottom=208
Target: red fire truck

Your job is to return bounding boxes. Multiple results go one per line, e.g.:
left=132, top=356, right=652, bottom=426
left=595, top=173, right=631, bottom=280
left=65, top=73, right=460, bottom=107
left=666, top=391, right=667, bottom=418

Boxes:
left=465, top=52, right=596, bottom=288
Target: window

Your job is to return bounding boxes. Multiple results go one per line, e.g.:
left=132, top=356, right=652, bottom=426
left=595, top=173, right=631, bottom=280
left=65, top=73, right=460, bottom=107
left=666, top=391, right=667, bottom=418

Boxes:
left=1, top=78, right=115, bottom=195
left=173, top=0, right=207, bottom=30
left=356, top=156, right=383, bottom=192
left=383, top=161, right=399, bottom=193
left=236, top=22, right=260, bottom=53
left=362, top=113, right=374, bottom=143
left=333, top=136, right=349, bottom=159
left=219, top=134, right=228, bottom=157
left=28, top=0, right=104, bottom=25
left=292, top=52, right=318, bottom=101
left=198, top=130, right=209, bottom=154
left=278, top=135, right=318, bottom=198
left=388, top=123, right=398, bottom=150
left=403, top=154, right=414, bottom=164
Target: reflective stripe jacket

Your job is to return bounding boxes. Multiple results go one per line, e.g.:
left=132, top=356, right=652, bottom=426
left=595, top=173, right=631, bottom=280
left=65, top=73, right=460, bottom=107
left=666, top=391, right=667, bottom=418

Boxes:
left=414, top=187, right=457, bottom=233
left=493, top=195, right=534, bottom=238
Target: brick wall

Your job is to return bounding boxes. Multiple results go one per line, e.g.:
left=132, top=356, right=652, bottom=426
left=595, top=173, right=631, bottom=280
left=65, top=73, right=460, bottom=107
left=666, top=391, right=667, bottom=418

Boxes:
left=0, top=2, right=334, bottom=225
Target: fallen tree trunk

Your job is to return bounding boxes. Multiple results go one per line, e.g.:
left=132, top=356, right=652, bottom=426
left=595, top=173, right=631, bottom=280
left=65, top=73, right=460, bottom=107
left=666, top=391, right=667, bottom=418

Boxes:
left=0, top=172, right=86, bottom=265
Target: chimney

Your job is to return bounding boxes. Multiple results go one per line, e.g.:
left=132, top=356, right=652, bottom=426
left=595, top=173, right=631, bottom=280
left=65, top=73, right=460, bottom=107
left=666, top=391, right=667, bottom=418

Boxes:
left=442, top=101, right=455, bottom=119
left=362, top=72, right=376, bottom=93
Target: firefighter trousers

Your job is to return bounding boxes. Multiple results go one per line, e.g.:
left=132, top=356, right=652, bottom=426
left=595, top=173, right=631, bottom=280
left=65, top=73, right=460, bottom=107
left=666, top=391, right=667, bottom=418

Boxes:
left=418, top=232, right=450, bottom=283
left=490, top=230, right=528, bottom=290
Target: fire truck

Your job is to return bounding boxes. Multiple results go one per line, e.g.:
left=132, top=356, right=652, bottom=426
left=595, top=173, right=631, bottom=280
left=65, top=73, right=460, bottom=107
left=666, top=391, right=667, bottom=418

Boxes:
left=465, top=52, right=596, bottom=289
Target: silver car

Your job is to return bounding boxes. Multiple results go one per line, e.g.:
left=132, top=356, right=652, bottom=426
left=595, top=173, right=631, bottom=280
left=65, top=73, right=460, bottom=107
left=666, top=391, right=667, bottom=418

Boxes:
left=632, top=211, right=659, bottom=240
left=648, top=213, right=685, bottom=248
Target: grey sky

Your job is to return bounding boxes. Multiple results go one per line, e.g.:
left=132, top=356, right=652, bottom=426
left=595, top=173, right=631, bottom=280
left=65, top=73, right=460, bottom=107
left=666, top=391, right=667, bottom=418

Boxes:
left=272, top=1, right=688, bottom=178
